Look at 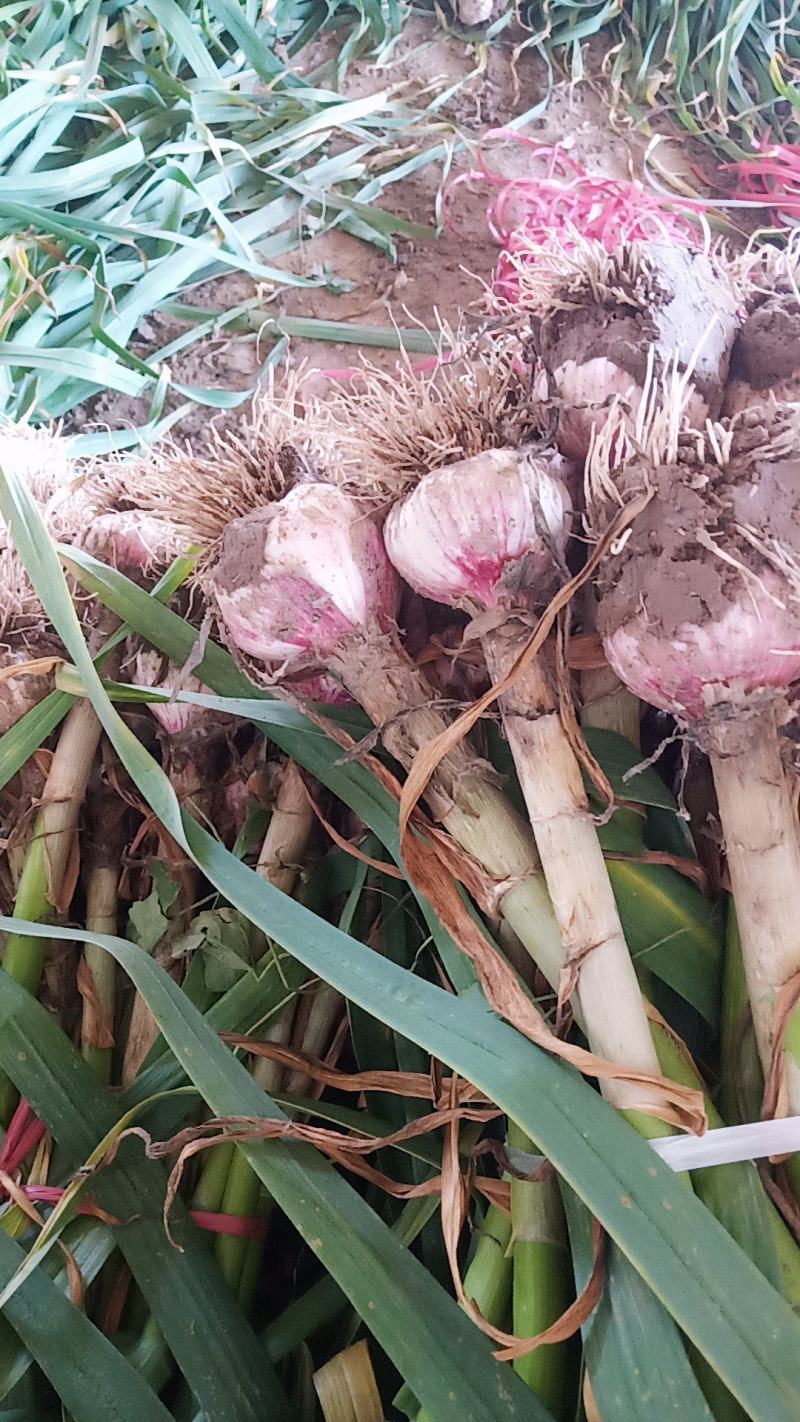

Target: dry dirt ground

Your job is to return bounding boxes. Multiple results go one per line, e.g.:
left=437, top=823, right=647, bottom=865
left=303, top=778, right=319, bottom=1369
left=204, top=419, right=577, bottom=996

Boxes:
left=70, top=17, right=698, bottom=441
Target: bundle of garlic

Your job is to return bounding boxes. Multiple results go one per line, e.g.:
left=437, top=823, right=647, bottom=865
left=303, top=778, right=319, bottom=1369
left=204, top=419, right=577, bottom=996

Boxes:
left=309, top=352, right=677, bottom=1127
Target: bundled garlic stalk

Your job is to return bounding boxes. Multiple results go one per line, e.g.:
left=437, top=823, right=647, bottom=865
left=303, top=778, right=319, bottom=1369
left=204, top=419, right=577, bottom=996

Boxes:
left=591, top=398, right=800, bottom=1117
left=386, top=464, right=669, bottom=1125
left=313, top=352, right=678, bottom=1125
left=508, top=236, right=741, bottom=461
left=121, top=650, right=233, bottom=1083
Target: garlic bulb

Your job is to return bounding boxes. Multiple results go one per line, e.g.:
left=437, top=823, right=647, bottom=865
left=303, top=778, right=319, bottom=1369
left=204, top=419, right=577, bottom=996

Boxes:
left=595, top=429, right=800, bottom=729
left=385, top=448, right=570, bottom=613
left=84, top=511, right=186, bottom=574
left=134, top=649, right=210, bottom=737
left=531, top=241, right=741, bottom=461
left=211, top=483, right=398, bottom=669
left=593, top=403, right=800, bottom=1116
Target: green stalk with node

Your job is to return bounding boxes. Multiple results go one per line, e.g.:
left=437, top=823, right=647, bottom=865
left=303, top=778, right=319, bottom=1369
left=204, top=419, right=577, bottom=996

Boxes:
left=205, top=757, right=315, bottom=1301
left=507, top=1125, right=572, bottom=1420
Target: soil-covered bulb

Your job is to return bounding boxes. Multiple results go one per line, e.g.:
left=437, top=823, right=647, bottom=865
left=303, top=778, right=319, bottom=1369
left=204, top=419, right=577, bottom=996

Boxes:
left=538, top=242, right=740, bottom=461
left=597, top=412, right=800, bottom=733
left=210, top=483, right=398, bottom=668
left=384, top=447, right=570, bottom=613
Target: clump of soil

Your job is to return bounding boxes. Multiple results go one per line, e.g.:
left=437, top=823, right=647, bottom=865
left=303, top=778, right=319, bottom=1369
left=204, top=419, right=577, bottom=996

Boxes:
left=725, top=257, right=800, bottom=412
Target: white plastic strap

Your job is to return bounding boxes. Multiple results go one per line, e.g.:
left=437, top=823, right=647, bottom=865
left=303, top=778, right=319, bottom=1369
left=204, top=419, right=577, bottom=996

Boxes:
left=507, top=1116, right=800, bottom=1177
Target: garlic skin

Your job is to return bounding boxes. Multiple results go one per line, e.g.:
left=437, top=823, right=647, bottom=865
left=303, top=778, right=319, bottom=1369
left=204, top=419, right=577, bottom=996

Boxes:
left=555, top=361, right=708, bottom=463
left=284, top=671, right=353, bottom=706
left=84, top=511, right=184, bottom=574
left=604, top=583, right=800, bottom=725
left=0, top=649, right=57, bottom=736
left=134, top=649, right=208, bottom=736
left=211, top=484, right=398, bottom=668
left=384, top=448, right=570, bottom=613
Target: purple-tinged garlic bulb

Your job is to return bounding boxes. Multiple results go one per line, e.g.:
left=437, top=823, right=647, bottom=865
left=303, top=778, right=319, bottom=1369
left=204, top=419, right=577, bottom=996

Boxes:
left=83, top=511, right=187, bottom=578
left=282, top=671, right=354, bottom=707
left=724, top=249, right=800, bottom=416
left=385, top=447, right=571, bottom=613
left=211, top=483, right=398, bottom=672
left=592, top=401, right=800, bottom=1115
left=515, top=239, right=741, bottom=461
left=133, top=649, right=233, bottom=792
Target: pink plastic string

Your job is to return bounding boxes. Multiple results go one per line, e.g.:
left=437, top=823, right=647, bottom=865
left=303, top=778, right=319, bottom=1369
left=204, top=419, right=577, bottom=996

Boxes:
left=0, top=1100, right=46, bottom=1174
left=444, top=129, right=699, bottom=304
left=724, top=142, right=800, bottom=225
left=0, top=1105, right=267, bottom=1239
left=1, top=1182, right=269, bottom=1239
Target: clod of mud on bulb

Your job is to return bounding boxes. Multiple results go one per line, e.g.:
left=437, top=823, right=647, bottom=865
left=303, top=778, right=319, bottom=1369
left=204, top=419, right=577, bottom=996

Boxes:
left=724, top=247, right=800, bottom=416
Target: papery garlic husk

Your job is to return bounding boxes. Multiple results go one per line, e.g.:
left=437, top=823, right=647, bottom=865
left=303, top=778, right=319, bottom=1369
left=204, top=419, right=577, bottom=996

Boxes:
left=522, top=239, right=741, bottom=461
left=385, top=446, right=674, bottom=1125
left=593, top=400, right=800, bottom=1118
left=210, top=483, right=398, bottom=671
left=134, top=649, right=213, bottom=738
left=283, top=671, right=354, bottom=706
left=0, top=646, right=61, bottom=736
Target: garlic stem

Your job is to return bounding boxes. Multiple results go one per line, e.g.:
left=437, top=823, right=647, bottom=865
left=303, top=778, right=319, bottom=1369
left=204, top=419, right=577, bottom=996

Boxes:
left=482, top=620, right=664, bottom=1126
left=329, top=634, right=566, bottom=985
left=81, top=862, right=119, bottom=1083
left=580, top=590, right=640, bottom=746
left=709, top=708, right=800, bottom=1115
left=0, top=697, right=104, bottom=1122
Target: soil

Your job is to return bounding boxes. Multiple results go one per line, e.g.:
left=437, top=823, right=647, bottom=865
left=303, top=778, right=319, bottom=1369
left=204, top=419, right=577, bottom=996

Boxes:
left=65, top=17, right=701, bottom=444
left=597, top=415, right=800, bottom=641
left=729, top=291, right=800, bottom=388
